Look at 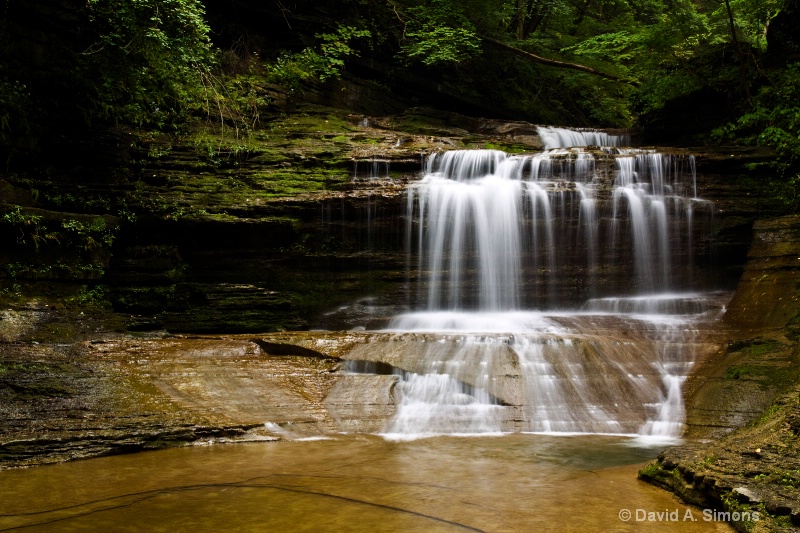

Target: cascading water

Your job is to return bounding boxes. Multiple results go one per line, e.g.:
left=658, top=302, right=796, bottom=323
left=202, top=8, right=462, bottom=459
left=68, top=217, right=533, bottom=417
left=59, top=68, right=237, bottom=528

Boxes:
left=406, top=147, right=706, bottom=308
left=536, top=126, right=630, bottom=150
left=342, top=128, right=721, bottom=441
left=353, top=158, right=390, bottom=181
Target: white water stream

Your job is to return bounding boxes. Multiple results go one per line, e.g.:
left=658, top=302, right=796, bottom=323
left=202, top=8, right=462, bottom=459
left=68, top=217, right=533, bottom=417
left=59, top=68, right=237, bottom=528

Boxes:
left=345, top=127, right=721, bottom=441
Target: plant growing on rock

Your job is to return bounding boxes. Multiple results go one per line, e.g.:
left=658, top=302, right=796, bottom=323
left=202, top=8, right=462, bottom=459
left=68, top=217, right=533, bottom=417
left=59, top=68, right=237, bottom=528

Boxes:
left=0, top=206, right=58, bottom=249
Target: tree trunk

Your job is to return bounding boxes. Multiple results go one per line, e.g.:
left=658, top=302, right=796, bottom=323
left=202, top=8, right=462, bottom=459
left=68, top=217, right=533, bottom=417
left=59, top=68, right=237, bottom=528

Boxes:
left=724, top=0, right=753, bottom=104
left=517, top=0, right=526, bottom=40
left=574, top=0, right=594, bottom=27
left=523, top=1, right=549, bottom=39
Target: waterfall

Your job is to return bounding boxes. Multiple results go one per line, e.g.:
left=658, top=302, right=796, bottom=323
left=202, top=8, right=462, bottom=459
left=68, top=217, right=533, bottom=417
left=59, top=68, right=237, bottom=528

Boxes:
left=353, top=158, right=390, bottom=180
left=610, top=153, right=700, bottom=292
left=536, top=126, right=630, bottom=150
left=415, top=150, right=524, bottom=310
left=406, top=148, right=703, bottom=309
left=342, top=130, right=720, bottom=441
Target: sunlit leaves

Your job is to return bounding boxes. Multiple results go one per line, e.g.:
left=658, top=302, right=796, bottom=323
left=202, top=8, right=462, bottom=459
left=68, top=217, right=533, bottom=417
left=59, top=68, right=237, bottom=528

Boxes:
left=561, top=31, right=641, bottom=62
left=711, top=0, right=784, bottom=50
left=403, top=25, right=482, bottom=65
left=398, top=0, right=482, bottom=66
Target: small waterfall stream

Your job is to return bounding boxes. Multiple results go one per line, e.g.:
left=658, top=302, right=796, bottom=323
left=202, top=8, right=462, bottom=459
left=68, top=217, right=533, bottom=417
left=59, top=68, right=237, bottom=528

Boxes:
left=343, top=127, right=722, bottom=441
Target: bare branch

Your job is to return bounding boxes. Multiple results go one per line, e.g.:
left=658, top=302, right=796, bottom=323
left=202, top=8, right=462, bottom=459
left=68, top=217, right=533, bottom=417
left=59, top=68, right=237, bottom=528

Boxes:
left=481, top=36, right=634, bottom=84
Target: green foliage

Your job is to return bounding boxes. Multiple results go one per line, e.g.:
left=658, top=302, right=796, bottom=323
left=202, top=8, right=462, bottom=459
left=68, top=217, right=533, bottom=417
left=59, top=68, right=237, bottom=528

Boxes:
left=725, top=365, right=751, bottom=379
left=711, top=0, right=784, bottom=51
left=1, top=261, right=105, bottom=281
left=61, top=218, right=117, bottom=250
left=562, top=31, right=642, bottom=63
left=638, top=461, right=665, bottom=479
left=559, top=70, right=633, bottom=125
left=66, top=285, right=110, bottom=309
left=1, top=206, right=117, bottom=252
left=382, top=0, right=775, bottom=124
left=267, top=25, right=371, bottom=93
left=1, top=206, right=50, bottom=248
left=716, top=62, right=800, bottom=211
left=399, top=0, right=481, bottom=66
left=0, top=283, right=22, bottom=301
left=317, top=26, right=372, bottom=72
left=562, top=3, right=741, bottom=116
left=211, top=70, right=272, bottom=132
left=403, top=25, right=481, bottom=66
left=2, top=205, right=42, bottom=228
left=3, top=0, right=795, bottom=156
left=777, top=469, right=800, bottom=488
left=82, top=0, right=214, bottom=127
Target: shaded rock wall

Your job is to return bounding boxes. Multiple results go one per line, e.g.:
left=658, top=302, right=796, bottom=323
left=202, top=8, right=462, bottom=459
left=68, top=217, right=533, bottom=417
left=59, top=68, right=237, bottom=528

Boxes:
left=681, top=217, right=800, bottom=440
left=724, top=215, right=800, bottom=329
left=641, top=215, right=800, bottom=532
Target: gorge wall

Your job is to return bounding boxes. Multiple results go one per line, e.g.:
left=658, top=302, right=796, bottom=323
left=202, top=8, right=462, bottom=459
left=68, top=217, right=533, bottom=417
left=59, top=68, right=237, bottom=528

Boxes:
left=639, top=216, right=800, bottom=531
left=2, top=108, right=800, bottom=533
left=0, top=108, right=777, bottom=334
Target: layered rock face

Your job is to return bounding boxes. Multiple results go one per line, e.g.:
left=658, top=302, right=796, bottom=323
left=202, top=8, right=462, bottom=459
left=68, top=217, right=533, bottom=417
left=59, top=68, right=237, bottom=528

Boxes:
left=0, top=108, right=776, bottom=333
left=724, top=216, right=800, bottom=329
left=681, top=216, right=800, bottom=439
left=104, top=145, right=766, bottom=333
left=0, top=114, right=788, bottom=471
left=640, top=216, right=800, bottom=531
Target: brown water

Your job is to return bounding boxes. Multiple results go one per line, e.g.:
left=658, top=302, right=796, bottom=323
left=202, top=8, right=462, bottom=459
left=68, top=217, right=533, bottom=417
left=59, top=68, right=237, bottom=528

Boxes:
left=0, top=435, right=731, bottom=532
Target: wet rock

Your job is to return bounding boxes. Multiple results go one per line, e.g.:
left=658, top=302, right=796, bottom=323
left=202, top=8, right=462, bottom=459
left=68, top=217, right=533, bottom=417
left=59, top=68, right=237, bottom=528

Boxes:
left=0, top=329, right=368, bottom=467
left=324, top=374, right=398, bottom=433
left=640, top=220, right=800, bottom=531
left=660, top=456, right=678, bottom=470
left=3, top=116, right=768, bottom=337
left=765, top=499, right=794, bottom=516
left=643, top=382, right=800, bottom=532
left=732, top=486, right=761, bottom=503
left=724, top=215, right=800, bottom=329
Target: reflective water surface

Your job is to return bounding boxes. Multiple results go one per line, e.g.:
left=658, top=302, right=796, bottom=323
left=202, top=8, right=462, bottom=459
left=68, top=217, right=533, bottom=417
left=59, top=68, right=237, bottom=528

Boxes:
left=0, top=435, right=731, bottom=532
